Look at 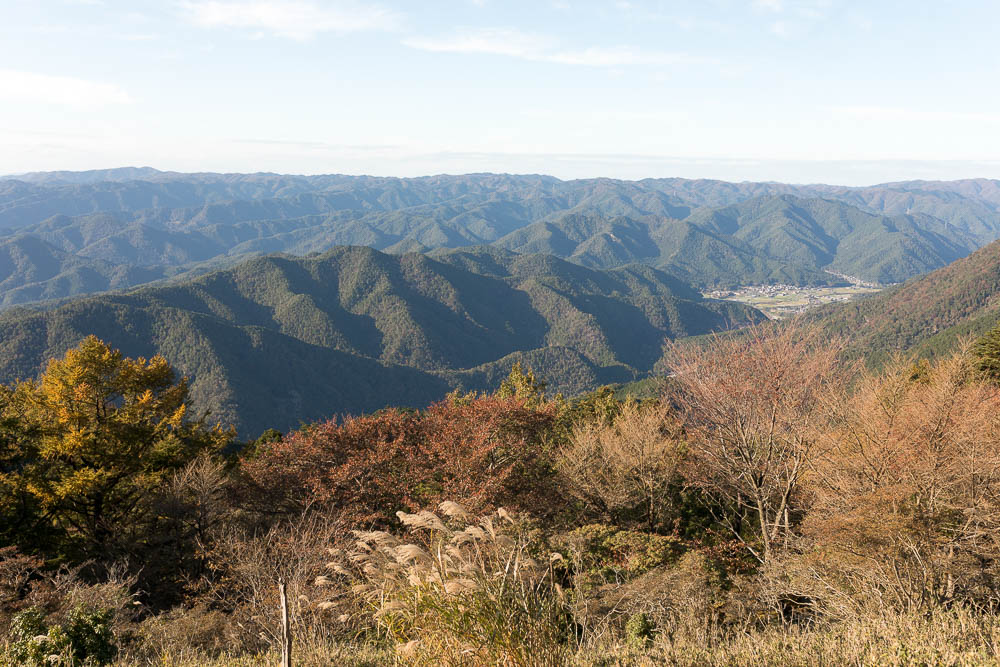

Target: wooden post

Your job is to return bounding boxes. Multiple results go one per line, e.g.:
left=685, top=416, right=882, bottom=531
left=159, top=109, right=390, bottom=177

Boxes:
left=784, top=506, right=790, bottom=550
left=279, top=578, right=292, bottom=667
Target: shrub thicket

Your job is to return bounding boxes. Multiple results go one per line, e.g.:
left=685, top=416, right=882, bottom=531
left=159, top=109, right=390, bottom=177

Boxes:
left=5, top=325, right=1000, bottom=664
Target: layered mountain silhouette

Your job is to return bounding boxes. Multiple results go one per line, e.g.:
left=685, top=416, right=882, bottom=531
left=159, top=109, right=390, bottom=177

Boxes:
left=0, top=245, right=760, bottom=436
left=2, top=171, right=999, bottom=308
left=4, top=168, right=1000, bottom=434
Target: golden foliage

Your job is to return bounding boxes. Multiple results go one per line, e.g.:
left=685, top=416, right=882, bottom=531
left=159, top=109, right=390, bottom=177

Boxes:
left=12, top=336, right=229, bottom=553
left=802, top=349, right=1000, bottom=612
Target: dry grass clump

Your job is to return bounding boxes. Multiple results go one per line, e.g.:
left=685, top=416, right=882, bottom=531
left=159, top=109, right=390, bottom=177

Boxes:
left=125, top=605, right=238, bottom=663
left=627, top=606, right=1000, bottom=667
left=146, top=509, right=358, bottom=663
left=315, top=502, right=573, bottom=666
left=109, top=641, right=392, bottom=666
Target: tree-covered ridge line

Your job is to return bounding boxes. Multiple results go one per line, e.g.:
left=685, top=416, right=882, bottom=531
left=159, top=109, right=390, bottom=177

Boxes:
left=0, top=245, right=761, bottom=436
left=1, top=171, right=998, bottom=308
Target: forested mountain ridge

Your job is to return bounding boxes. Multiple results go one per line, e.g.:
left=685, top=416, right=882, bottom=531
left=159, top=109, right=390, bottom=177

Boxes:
left=1, top=171, right=999, bottom=308
left=683, top=195, right=977, bottom=283
left=495, top=194, right=979, bottom=286
left=0, top=245, right=760, bottom=435
left=0, top=235, right=170, bottom=307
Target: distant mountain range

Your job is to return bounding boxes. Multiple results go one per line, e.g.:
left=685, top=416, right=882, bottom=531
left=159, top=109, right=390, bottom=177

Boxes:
left=2, top=170, right=999, bottom=309
left=0, top=245, right=760, bottom=436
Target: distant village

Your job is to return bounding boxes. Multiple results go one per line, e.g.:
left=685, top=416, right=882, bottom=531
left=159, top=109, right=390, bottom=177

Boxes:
left=705, top=272, right=887, bottom=319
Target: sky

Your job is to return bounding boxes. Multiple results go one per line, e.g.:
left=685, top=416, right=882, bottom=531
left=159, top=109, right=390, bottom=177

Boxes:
left=1, top=0, right=999, bottom=185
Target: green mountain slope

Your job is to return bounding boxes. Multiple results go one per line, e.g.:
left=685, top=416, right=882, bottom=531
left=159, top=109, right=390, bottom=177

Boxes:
left=684, top=195, right=976, bottom=283
left=642, top=177, right=1000, bottom=240
left=497, top=194, right=973, bottom=287
left=809, top=238, right=1000, bottom=364
left=495, top=211, right=838, bottom=288
left=0, top=235, right=167, bottom=308
left=0, top=246, right=761, bottom=435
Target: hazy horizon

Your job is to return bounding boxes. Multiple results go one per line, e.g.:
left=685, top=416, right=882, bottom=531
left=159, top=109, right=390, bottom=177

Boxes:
left=6, top=160, right=1000, bottom=189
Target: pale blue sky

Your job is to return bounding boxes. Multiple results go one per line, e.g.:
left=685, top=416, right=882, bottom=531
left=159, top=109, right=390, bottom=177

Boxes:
left=2, top=0, right=999, bottom=184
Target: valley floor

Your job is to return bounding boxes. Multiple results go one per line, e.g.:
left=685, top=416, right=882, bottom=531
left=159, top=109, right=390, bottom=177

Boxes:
left=705, top=283, right=884, bottom=319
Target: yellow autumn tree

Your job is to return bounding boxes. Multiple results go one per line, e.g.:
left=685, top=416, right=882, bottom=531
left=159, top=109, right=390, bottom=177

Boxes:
left=0, top=383, right=46, bottom=548
left=495, top=362, right=548, bottom=407
left=15, top=336, right=228, bottom=555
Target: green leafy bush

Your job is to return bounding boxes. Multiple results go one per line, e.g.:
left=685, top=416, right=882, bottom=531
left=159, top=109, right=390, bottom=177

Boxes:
left=561, top=524, right=683, bottom=579
left=4, top=605, right=117, bottom=666
left=625, top=611, right=655, bottom=645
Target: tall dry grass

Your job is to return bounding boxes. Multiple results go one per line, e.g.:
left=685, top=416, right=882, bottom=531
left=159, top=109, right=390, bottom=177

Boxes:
left=93, top=607, right=1000, bottom=666
left=315, top=503, right=573, bottom=666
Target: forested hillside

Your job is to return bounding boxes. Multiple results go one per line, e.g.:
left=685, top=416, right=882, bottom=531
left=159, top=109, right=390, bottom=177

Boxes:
left=0, top=235, right=174, bottom=307
left=496, top=194, right=977, bottom=286
left=810, top=236, right=1000, bottom=363
left=0, top=245, right=759, bottom=435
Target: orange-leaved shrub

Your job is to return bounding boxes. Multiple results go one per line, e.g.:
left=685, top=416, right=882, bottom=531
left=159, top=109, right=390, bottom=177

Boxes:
left=241, top=395, right=559, bottom=527
left=664, top=322, right=842, bottom=565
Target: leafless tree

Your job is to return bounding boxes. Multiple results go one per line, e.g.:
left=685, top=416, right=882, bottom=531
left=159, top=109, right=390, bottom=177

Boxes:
left=664, top=322, right=842, bottom=564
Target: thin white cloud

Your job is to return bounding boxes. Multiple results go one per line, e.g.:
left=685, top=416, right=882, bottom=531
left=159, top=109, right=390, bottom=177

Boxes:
left=793, top=0, right=832, bottom=20
left=0, top=70, right=132, bottom=110
left=403, top=29, right=706, bottom=67
left=831, top=106, right=1000, bottom=125
left=521, top=108, right=690, bottom=123
left=756, top=0, right=833, bottom=38
left=179, top=0, right=399, bottom=41
left=752, top=0, right=834, bottom=15
left=549, top=47, right=703, bottom=67
left=770, top=20, right=790, bottom=37
left=403, top=28, right=552, bottom=59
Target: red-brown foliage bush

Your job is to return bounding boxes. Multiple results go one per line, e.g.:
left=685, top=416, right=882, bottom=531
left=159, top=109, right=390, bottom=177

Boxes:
left=241, top=396, right=559, bottom=527
left=419, top=397, right=558, bottom=511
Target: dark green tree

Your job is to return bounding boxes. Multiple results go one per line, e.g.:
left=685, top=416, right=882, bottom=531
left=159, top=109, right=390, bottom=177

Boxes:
left=973, top=320, right=1000, bottom=382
